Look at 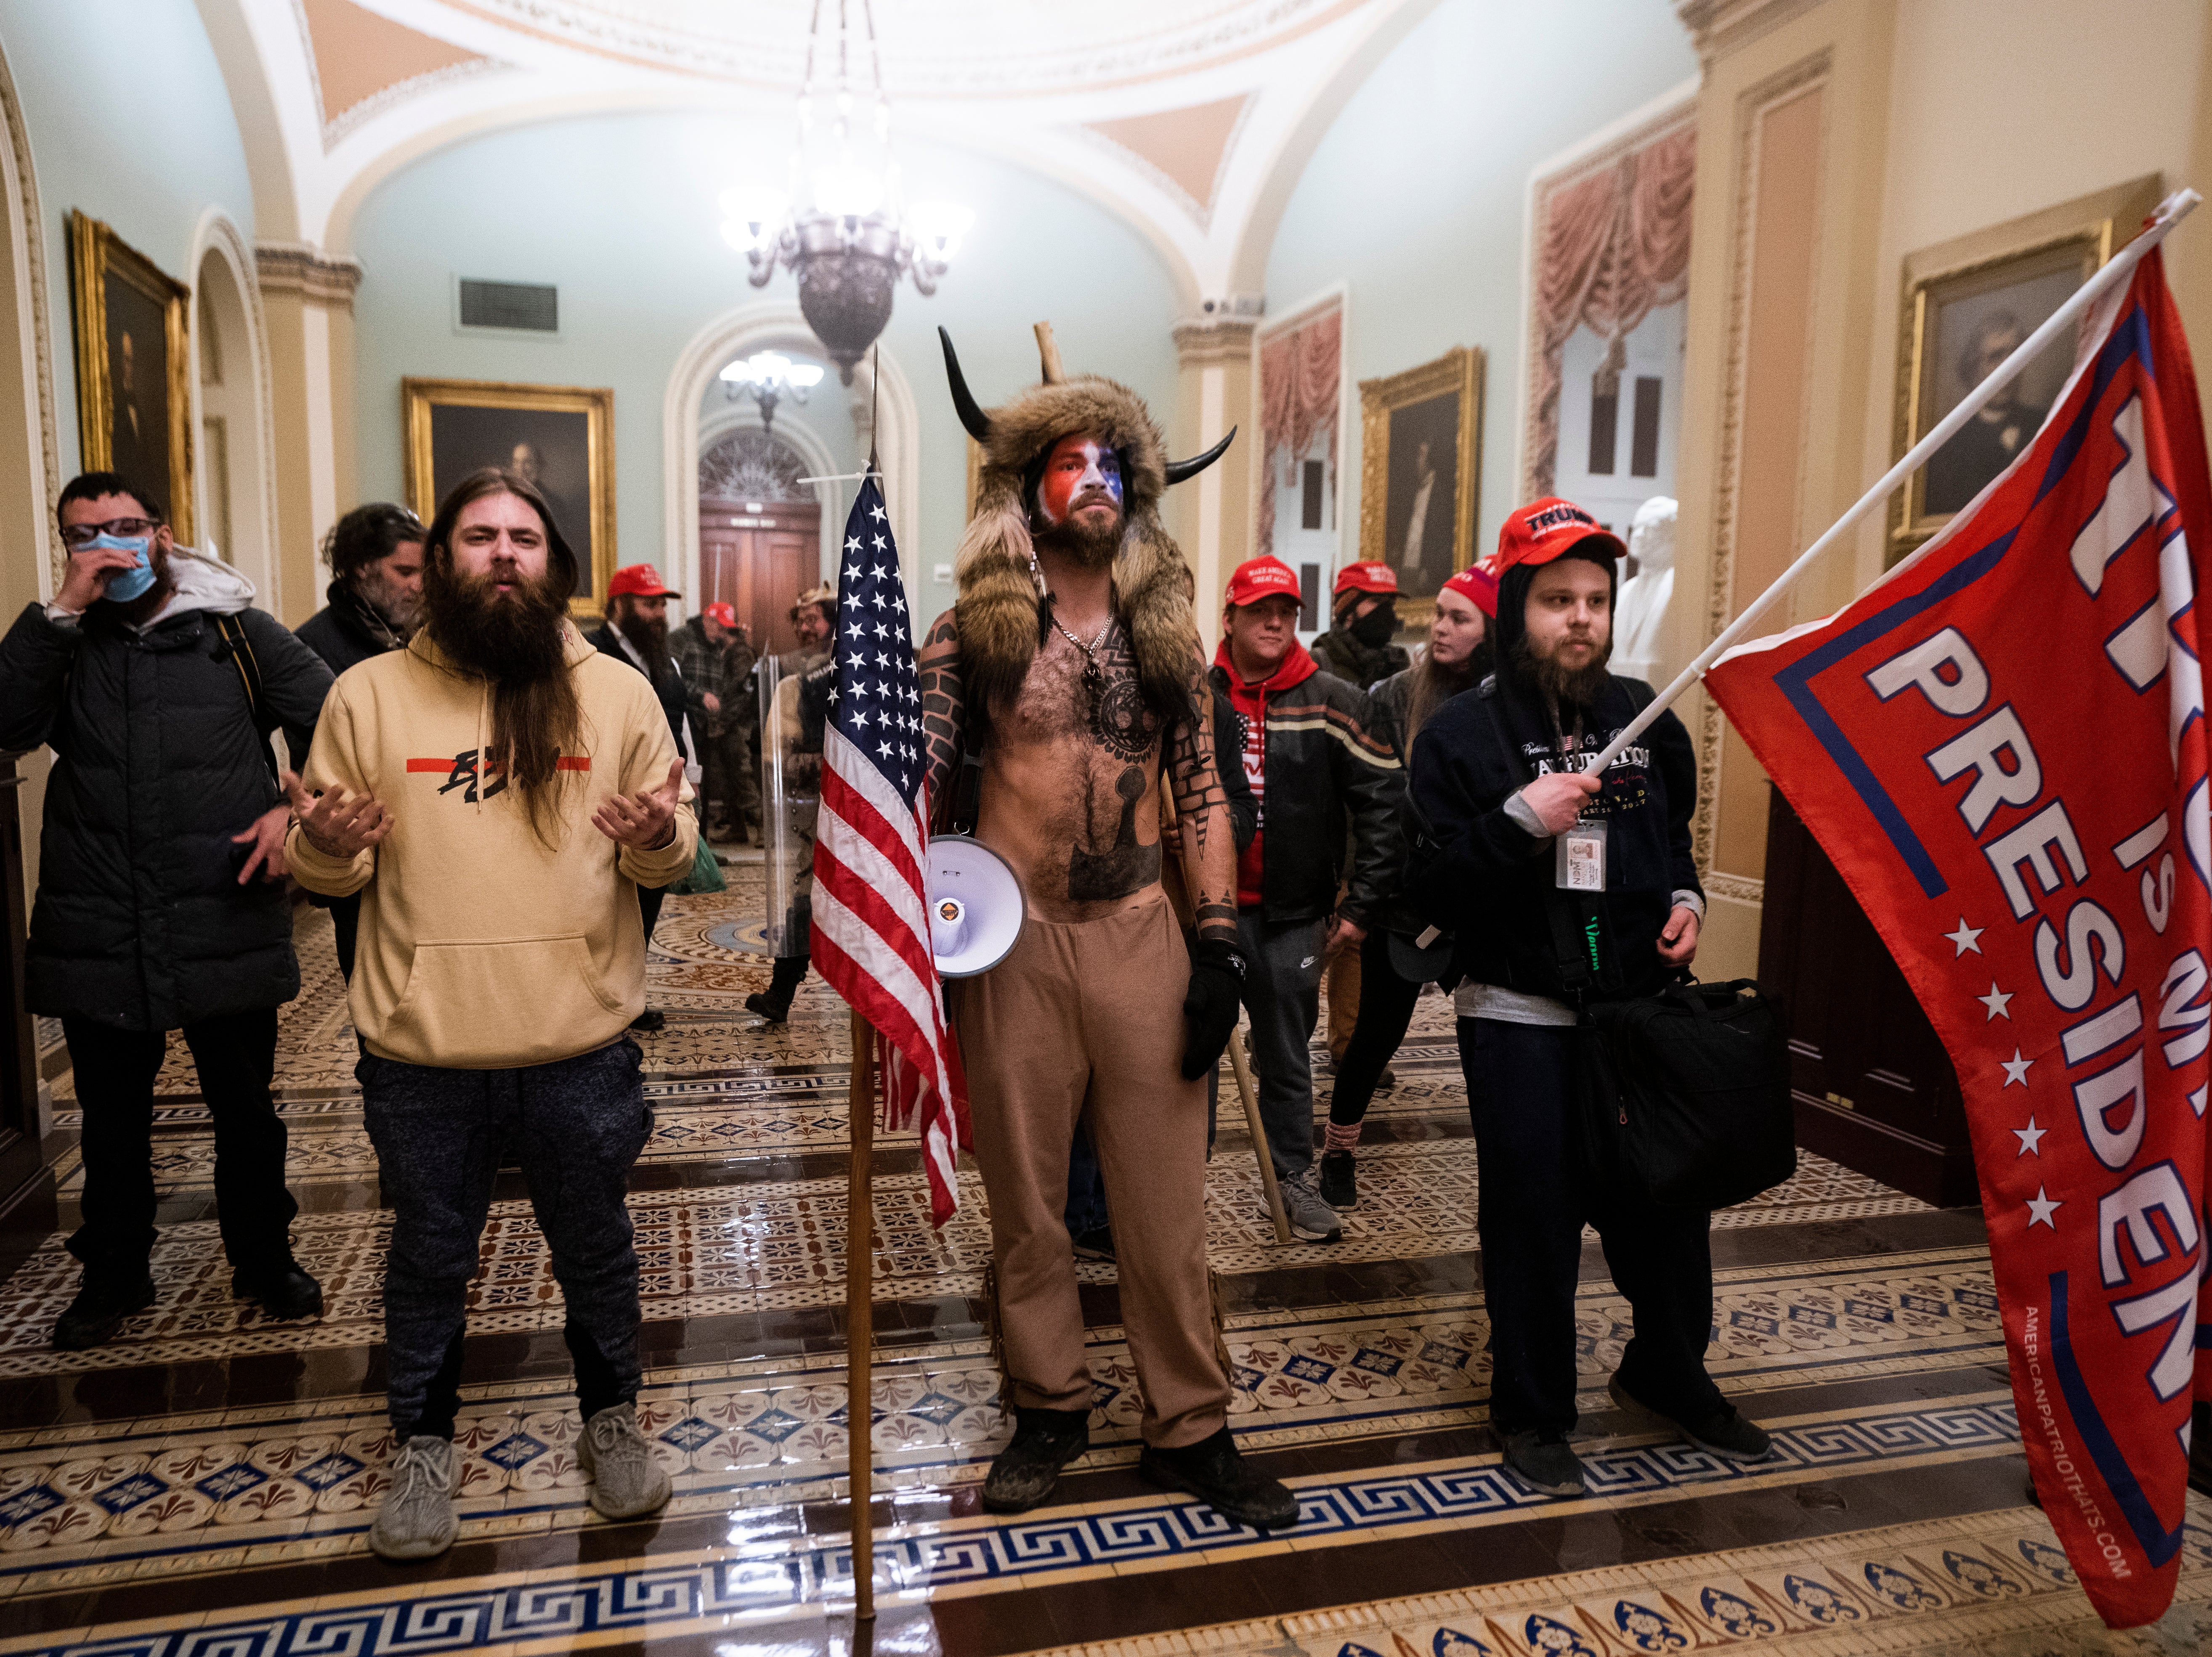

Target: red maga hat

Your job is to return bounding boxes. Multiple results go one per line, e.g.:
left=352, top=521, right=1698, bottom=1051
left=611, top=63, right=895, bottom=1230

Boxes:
left=1441, top=564, right=1498, bottom=618
left=1492, top=496, right=1626, bottom=575
left=1331, top=560, right=1399, bottom=598
left=703, top=601, right=738, bottom=628
left=608, top=563, right=680, bottom=599
left=1224, top=554, right=1301, bottom=607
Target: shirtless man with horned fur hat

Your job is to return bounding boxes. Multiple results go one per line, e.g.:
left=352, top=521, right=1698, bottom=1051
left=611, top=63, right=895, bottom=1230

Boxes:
left=919, top=326, right=1297, bottom=1530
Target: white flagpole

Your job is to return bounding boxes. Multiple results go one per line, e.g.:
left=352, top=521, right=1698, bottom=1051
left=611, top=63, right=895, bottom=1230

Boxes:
left=1581, top=186, right=2202, bottom=775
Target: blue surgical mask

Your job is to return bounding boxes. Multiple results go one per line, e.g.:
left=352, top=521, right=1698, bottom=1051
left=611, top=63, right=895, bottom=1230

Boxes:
left=85, top=533, right=157, bottom=603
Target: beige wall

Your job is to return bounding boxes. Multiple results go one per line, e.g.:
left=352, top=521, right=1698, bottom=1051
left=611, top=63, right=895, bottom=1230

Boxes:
left=1670, top=0, right=2212, bottom=980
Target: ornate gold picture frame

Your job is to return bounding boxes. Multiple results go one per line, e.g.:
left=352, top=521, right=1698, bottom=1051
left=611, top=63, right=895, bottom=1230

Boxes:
left=1889, top=173, right=2162, bottom=559
left=67, top=212, right=193, bottom=543
left=1357, top=345, right=1483, bottom=629
left=403, top=377, right=616, bottom=616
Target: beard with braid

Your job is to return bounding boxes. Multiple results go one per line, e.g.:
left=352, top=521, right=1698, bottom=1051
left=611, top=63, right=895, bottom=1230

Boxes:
left=1512, top=626, right=1613, bottom=714
left=1032, top=493, right=1124, bottom=571
left=420, top=550, right=581, bottom=844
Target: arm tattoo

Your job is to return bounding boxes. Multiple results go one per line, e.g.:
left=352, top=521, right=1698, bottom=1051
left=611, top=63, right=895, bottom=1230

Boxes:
left=1167, top=655, right=1238, bottom=942
left=918, top=611, right=966, bottom=816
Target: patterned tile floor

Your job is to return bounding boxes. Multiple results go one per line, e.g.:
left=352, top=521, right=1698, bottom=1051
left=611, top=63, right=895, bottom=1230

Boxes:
left=4, top=869, right=2198, bottom=1656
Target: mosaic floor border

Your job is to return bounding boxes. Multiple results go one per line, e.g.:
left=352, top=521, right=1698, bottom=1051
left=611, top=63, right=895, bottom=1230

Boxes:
left=0, top=1247, right=2006, bottom=1599
left=0, top=1391, right=2042, bottom=1656
left=1016, top=1502, right=2212, bottom=1657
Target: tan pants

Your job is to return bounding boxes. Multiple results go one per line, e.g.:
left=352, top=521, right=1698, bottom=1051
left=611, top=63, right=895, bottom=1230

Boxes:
left=946, top=889, right=1229, bottom=1448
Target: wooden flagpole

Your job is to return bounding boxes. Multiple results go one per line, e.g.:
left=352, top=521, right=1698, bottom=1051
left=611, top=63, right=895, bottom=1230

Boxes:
left=847, top=1006, right=876, bottom=1623
left=1228, top=1024, right=1293, bottom=1245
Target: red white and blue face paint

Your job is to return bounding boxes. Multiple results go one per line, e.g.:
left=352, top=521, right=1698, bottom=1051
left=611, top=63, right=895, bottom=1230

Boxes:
left=1035, top=433, right=1123, bottom=526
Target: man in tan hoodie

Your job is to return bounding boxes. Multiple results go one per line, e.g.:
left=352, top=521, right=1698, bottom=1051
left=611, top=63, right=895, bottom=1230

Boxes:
left=285, top=468, right=697, bottom=1561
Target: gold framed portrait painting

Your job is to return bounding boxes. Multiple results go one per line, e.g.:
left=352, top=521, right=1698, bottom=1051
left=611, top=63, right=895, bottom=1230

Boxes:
left=1357, top=346, right=1484, bottom=626
left=67, top=212, right=193, bottom=543
left=1890, top=173, right=2162, bottom=558
left=402, top=377, right=616, bottom=615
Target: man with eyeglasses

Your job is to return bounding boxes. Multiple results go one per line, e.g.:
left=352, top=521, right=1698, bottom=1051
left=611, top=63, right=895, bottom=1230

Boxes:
left=0, top=472, right=336, bottom=1350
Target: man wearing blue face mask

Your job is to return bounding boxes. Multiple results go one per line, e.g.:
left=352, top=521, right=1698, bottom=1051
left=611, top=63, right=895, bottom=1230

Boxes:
left=0, top=472, right=338, bottom=1350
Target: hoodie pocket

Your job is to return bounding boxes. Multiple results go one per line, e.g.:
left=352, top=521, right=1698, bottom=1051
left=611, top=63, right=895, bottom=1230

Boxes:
left=382, top=933, right=622, bottom=1066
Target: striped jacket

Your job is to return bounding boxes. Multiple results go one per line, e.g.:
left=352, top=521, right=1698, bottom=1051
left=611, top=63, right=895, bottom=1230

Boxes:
left=1208, top=656, right=1402, bottom=925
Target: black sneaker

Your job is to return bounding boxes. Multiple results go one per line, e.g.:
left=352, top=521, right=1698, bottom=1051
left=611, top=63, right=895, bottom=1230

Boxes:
left=743, top=993, right=791, bottom=1024
left=232, top=1262, right=324, bottom=1321
left=1138, top=1427, right=1299, bottom=1530
left=981, top=1407, right=1091, bottom=1512
left=1377, top=1064, right=1397, bottom=1090
left=1317, top=1149, right=1358, bottom=1212
left=1071, top=1226, right=1115, bottom=1262
left=628, top=1008, right=667, bottom=1032
left=1608, top=1371, right=1773, bottom=1462
left=1500, top=1428, right=1586, bottom=1497
left=53, top=1272, right=156, bottom=1351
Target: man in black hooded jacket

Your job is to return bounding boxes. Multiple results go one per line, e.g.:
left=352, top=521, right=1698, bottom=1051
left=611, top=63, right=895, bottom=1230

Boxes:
left=1408, top=497, right=1771, bottom=1500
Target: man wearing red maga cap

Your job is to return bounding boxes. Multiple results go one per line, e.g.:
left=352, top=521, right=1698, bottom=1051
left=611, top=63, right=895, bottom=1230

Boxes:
left=1312, top=559, right=1411, bottom=693
left=1402, top=496, right=1770, bottom=1500
left=671, top=597, right=759, bottom=845
left=591, top=564, right=695, bottom=1031
left=1213, top=554, right=1401, bottom=1242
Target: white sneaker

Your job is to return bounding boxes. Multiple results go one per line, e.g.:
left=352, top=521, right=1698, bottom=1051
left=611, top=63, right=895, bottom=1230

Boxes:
left=368, top=1436, right=457, bottom=1560
left=579, top=1402, right=673, bottom=1520
left=1280, top=1168, right=1344, bottom=1242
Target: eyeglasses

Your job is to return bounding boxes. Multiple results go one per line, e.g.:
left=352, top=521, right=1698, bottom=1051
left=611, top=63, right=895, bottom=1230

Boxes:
left=61, top=516, right=157, bottom=547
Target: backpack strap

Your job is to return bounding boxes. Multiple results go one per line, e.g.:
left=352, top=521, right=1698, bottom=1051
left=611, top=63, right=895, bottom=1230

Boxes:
left=210, top=612, right=281, bottom=785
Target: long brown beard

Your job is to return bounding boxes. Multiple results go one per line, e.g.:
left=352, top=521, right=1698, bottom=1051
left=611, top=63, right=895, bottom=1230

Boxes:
left=1514, top=630, right=1612, bottom=713
left=421, top=557, right=581, bottom=845
left=1406, top=647, right=1483, bottom=745
left=1033, top=503, right=1123, bottom=570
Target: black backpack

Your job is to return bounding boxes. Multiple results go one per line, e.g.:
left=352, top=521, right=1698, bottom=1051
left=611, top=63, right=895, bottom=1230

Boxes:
left=1577, top=976, right=1797, bottom=1211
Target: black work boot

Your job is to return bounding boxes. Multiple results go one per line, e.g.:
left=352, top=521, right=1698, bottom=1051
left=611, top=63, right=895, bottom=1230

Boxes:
left=981, top=1406, right=1091, bottom=1513
left=232, top=1260, right=325, bottom=1321
left=745, top=954, right=810, bottom=1024
left=1139, top=1427, right=1299, bottom=1530
left=53, top=1269, right=157, bottom=1351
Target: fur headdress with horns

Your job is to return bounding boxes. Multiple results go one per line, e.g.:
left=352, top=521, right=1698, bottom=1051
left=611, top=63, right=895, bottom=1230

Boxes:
left=942, top=323, right=1234, bottom=726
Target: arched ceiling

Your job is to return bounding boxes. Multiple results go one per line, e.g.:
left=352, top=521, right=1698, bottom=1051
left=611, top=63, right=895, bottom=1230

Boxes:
left=200, top=0, right=1442, bottom=305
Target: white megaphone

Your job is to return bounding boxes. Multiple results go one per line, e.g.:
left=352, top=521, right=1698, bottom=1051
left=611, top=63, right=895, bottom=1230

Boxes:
left=926, top=834, right=1025, bottom=978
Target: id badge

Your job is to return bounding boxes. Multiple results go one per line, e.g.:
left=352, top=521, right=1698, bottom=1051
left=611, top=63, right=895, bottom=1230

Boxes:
left=1556, top=817, right=1608, bottom=891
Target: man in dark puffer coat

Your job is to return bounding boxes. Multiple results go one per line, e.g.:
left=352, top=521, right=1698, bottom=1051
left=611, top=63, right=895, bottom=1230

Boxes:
left=0, top=472, right=335, bottom=1350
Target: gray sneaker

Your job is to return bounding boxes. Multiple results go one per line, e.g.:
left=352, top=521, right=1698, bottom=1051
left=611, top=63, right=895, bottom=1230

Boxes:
left=368, top=1436, right=457, bottom=1560
left=1280, top=1168, right=1343, bottom=1242
left=579, top=1402, right=673, bottom=1520
left=1501, top=1428, right=1586, bottom=1498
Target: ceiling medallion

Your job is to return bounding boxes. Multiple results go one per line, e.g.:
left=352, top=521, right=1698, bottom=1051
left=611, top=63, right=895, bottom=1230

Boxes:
left=720, top=0, right=972, bottom=383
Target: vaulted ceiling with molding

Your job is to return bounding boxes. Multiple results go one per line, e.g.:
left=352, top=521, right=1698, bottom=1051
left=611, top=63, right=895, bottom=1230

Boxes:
left=202, top=0, right=1438, bottom=304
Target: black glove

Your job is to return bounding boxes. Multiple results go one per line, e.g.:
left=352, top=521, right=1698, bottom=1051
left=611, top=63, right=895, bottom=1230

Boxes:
left=1180, top=936, right=1248, bottom=1081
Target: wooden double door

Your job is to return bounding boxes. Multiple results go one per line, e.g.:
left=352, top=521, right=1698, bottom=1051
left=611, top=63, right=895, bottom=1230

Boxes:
left=698, top=497, right=821, bottom=657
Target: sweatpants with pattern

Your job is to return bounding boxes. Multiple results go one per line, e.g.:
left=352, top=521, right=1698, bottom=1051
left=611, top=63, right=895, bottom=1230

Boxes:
left=947, top=889, right=1229, bottom=1449
left=1459, top=1016, right=1724, bottom=1438
left=360, top=1038, right=653, bottom=1439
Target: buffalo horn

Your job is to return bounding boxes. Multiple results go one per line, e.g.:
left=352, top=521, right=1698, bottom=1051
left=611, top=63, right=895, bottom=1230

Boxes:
left=1163, top=426, right=1237, bottom=486
left=938, top=327, right=992, bottom=442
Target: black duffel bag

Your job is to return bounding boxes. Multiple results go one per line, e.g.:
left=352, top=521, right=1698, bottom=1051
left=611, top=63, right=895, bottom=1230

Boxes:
left=1577, top=977, right=1796, bottom=1212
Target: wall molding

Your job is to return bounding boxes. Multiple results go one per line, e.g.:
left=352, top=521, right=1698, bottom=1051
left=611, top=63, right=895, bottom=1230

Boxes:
left=0, top=44, right=60, bottom=596
left=254, top=242, right=365, bottom=307
left=1704, top=870, right=1766, bottom=905
left=190, top=209, right=283, bottom=615
left=1692, top=47, right=1832, bottom=878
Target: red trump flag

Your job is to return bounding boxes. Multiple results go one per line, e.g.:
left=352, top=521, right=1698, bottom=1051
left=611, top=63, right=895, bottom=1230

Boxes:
left=1705, top=249, right=2211, bottom=1628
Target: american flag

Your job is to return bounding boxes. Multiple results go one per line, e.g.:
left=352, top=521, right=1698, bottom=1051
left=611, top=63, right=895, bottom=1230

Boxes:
left=810, top=475, right=970, bottom=1224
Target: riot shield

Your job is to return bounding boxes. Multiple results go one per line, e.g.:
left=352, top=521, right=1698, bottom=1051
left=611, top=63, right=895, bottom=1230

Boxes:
left=758, top=652, right=821, bottom=959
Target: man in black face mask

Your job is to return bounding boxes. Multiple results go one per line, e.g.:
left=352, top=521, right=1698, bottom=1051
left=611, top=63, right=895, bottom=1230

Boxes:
left=1311, top=560, right=1411, bottom=692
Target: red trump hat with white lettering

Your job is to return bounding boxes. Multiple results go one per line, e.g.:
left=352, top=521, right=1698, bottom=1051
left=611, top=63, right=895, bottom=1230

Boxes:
left=1332, top=560, right=1399, bottom=598
left=703, top=601, right=738, bottom=628
left=608, top=562, right=680, bottom=599
left=1224, top=554, right=1301, bottom=607
left=1491, top=496, right=1627, bottom=575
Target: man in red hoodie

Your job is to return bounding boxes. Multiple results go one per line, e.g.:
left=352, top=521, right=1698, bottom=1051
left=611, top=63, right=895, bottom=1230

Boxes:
left=1212, top=556, right=1401, bottom=1241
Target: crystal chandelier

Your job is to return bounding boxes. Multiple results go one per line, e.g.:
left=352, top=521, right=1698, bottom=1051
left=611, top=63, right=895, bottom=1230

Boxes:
left=720, top=0, right=973, bottom=384
left=719, top=350, right=823, bottom=435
